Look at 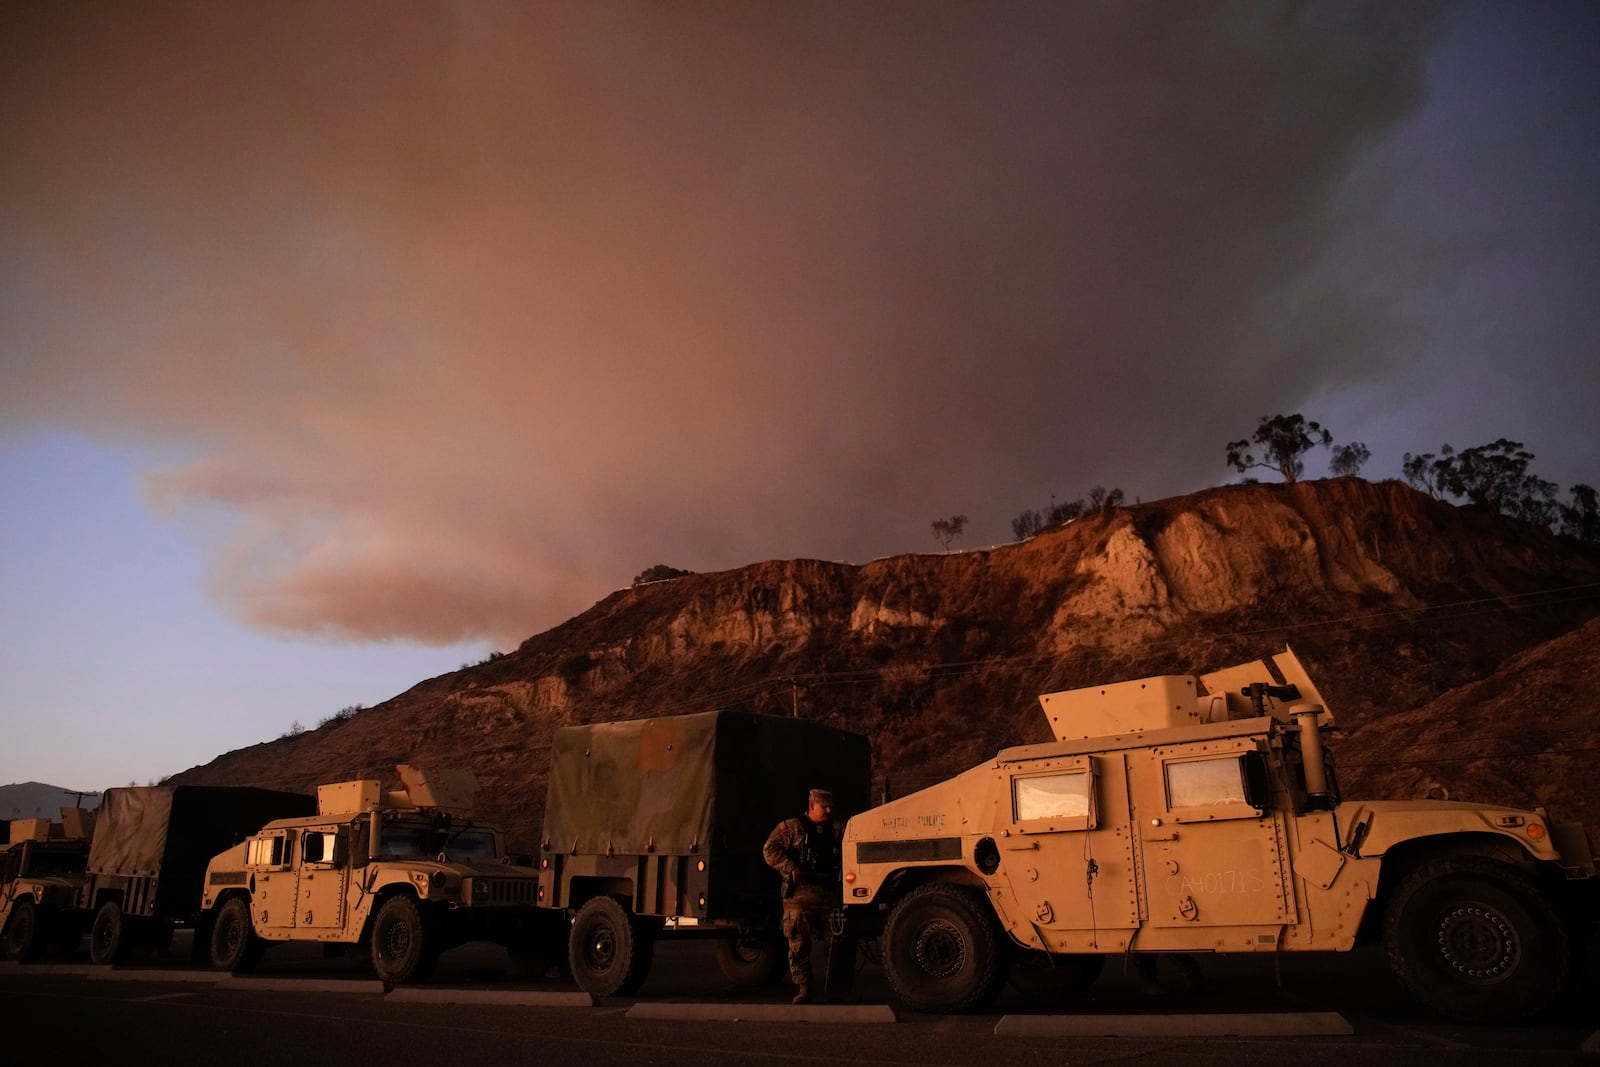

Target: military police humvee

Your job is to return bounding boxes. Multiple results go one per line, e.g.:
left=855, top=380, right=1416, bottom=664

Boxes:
left=200, top=765, right=552, bottom=985
left=841, top=647, right=1596, bottom=1022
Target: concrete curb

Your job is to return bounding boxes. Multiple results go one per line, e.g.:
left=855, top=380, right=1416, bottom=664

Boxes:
left=386, top=988, right=595, bottom=1007
left=625, top=1002, right=897, bottom=1024
left=225, top=975, right=386, bottom=993
left=995, top=1011, right=1354, bottom=1038
left=95, top=968, right=220, bottom=983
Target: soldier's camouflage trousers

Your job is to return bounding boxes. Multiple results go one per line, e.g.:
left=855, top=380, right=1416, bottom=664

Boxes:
left=781, top=885, right=834, bottom=988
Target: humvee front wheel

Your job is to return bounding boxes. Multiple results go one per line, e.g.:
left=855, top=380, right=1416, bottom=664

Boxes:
left=883, top=884, right=1008, bottom=1013
left=371, top=895, right=440, bottom=985
left=210, top=898, right=265, bottom=973
left=3, top=899, right=44, bottom=961
left=569, top=896, right=656, bottom=996
left=1384, top=855, right=1571, bottom=1023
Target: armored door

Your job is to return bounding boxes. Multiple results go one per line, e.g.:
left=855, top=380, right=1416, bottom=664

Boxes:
left=294, top=826, right=349, bottom=929
left=1130, top=740, right=1292, bottom=930
left=995, top=754, right=1139, bottom=952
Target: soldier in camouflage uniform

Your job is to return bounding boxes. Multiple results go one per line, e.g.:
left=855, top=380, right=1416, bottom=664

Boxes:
left=762, top=788, right=842, bottom=1004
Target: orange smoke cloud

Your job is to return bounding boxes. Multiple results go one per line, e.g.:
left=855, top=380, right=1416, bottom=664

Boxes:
left=0, top=3, right=1449, bottom=645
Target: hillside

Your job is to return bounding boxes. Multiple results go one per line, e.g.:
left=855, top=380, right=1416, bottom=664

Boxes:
left=0, top=782, right=102, bottom=822
left=167, top=478, right=1600, bottom=852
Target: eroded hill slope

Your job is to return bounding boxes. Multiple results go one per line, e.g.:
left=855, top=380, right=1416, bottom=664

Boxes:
left=167, top=478, right=1600, bottom=851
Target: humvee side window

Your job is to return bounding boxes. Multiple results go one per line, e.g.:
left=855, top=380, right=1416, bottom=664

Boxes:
left=302, top=830, right=339, bottom=865
left=1163, top=753, right=1267, bottom=822
left=1167, top=757, right=1246, bottom=807
left=1016, top=772, right=1091, bottom=820
left=247, top=833, right=287, bottom=869
left=1009, top=758, right=1097, bottom=833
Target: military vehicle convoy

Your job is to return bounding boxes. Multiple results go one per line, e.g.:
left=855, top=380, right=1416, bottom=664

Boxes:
left=8, top=648, right=1593, bottom=1026
left=0, top=809, right=96, bottom=961
left=839, top=647, right=1597, bottom=1022
left=199, top=764, right=551, bottom=984
left=536, top=711, right=871, bottom=996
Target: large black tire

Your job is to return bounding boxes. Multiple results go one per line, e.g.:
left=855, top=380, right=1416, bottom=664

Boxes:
left=3, top=899, right=45, bottom=961
left=210, top=898, right=266, bottom=974
left=883, top=884, right=1009, bottom=1013
left=89, top=901, right=131, bottom=965
left=1384, top=855, right=1572, bottom=1023
left=1007, top=950, right=1104, bottom=1002
left=371, top=895, right=440, bottom=985
left=569, top=897, right=656, bottom=997
left=713, top=933, right=786, bottom=987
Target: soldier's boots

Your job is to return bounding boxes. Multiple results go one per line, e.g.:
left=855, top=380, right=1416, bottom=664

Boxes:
left=792, top=985, right=812, bottom=1004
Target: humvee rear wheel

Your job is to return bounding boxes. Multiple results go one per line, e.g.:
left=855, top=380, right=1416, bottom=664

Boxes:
left=371, top=895, right=439, bottom=985
left=883, top=884, right=1008, bottom=1013
left=713, top=933, right=785, bottom=986
left=4, top=899, right=44, bottom=961
left=1384, top=855, right=1570, bottom=1023
left=89, top=901, right=131, bottom=965
left=569, top=896, right=656, bottom=996
left=210, top=898, right=265, bottom=973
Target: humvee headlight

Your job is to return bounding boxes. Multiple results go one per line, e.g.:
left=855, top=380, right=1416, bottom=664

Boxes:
left=431, top=871, right=448, bottom=889
left=844, top=871, right=856, bottom=884
left=471, top=879, right=488, bottom=900
left=1527, top=823, right=1546, bottom=840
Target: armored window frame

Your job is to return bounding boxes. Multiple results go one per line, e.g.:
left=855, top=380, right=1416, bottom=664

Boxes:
left=1161, top=747, right=1267, bottom=823
left=300, top=828, right=342, bottom=866
left=247, top=831, right=289, bottom=870
left=1008, top=756, right=1098, bottom=834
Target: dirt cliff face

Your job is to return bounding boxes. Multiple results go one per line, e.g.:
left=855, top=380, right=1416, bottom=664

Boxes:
left=167, top=478, right=1600, bottom=851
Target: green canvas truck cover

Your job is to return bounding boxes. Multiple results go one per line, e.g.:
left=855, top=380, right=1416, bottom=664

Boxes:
left=544, top=710, right=871, bottom=856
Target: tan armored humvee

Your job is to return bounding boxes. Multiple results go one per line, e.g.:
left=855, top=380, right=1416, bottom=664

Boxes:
left=841, top=647, right=1597, bottom=1022
left=199, top=765, right=552, bottom=984
left=0, top=809, right=95, bottom=961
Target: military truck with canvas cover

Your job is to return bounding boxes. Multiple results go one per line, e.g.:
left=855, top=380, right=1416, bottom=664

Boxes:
left=200, top=765, right=551, bottom=985
left=82, top=786, right=317, bottom=964
left=0, top=809, right=96, bottom=961
left=539, top=710, right=872, bottom=996
left=842, top=647, right=1597, bottom=1022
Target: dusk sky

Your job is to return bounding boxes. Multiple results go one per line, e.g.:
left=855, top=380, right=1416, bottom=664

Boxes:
left=3, top=2, right=1597, bottom=794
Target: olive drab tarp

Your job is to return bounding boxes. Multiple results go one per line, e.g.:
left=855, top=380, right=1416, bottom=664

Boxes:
left=543, top=711, right=871, bottom=856
left=87, top=785, right=316, bottom=915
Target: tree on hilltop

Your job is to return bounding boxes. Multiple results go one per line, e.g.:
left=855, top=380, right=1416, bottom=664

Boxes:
left=1560, top=484, right=1599, bottom=542
left=633, top=564, right=694, bottom=586
left=1330, top=441, right=1370, bottom=478
left=931, top=514, right=968, bottom=551
left=1226, top=414, right=1332, bottom=483
left=1403, top=439, right=1559, bottom=524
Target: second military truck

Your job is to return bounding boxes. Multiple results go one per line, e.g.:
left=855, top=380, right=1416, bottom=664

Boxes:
left=537, top=710, right=871, bottom=995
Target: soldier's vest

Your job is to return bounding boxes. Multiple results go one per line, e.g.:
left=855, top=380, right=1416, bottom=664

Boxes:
left=795, top=818, right=840, bottom=887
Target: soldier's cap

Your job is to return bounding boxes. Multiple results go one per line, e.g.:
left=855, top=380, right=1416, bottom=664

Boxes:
left=808, top=789, right=834, bottom=806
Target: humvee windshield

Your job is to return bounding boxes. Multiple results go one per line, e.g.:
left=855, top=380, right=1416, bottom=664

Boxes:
left=377, top=820, right=498, bottom=861
left=1, top=841, right=85, bottom=881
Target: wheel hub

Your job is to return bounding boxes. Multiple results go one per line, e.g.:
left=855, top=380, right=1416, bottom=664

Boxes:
left=588, top=928, right=616, bottom=970
left=912, top=918, right=966, bottom=979
left=1437, top=903, right=1517, bottom=980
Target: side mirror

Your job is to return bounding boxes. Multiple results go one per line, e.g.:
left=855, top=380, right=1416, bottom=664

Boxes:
left=1241, top=751, right=1273, bottom=811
